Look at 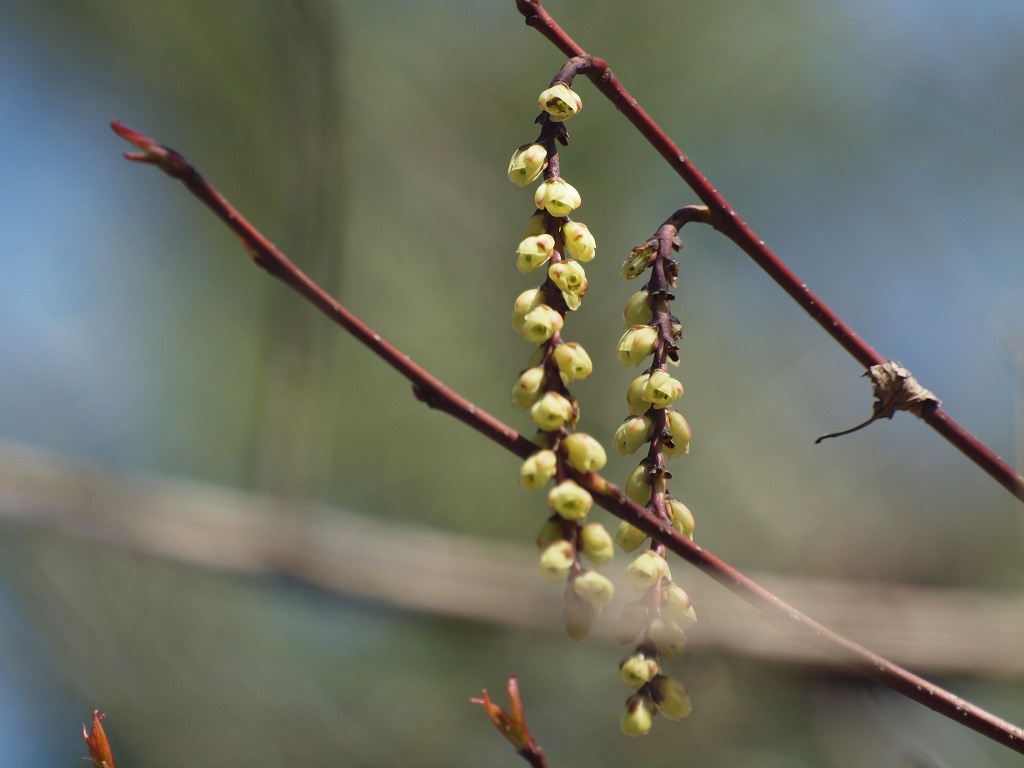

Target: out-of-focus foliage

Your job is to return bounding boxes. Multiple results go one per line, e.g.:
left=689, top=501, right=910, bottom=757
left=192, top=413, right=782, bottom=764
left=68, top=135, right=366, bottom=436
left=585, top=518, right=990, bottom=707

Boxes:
left=1, top=1, right=1023, bottom=766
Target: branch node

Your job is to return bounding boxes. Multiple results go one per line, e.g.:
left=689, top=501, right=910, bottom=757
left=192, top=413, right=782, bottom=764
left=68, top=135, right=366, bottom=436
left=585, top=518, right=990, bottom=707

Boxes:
left=816, top=361, right=940, bottom=444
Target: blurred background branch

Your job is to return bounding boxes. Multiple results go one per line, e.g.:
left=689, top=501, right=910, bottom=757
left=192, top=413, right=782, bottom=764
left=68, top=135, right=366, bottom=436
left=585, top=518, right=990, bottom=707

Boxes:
left=3, top=437, right=1023, bottom=679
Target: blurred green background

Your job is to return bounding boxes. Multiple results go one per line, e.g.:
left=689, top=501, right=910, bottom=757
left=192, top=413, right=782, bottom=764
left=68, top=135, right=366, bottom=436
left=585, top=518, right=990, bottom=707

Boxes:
left=1, top=1, right=1023, bottom=766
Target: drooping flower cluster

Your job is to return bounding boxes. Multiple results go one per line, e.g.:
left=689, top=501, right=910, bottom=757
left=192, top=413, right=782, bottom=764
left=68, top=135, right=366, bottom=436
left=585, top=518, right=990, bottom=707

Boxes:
left=508, top=79, right=614, bottom=640
left=613, top=222, right=698, bottom=735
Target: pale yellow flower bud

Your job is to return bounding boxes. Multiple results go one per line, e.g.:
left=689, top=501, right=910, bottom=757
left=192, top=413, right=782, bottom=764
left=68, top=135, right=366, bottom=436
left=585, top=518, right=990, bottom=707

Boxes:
left=522, top=210, right=548, bottom=237
left=534, top=177, right=581, bottom=217
left=624, top=464, right=652, bottom=505
left=623, top=290, right=653, bottom=327
left=537, top=540, right=575, bottom=584
left=561, top=221, right=596, bottom=262
left=613, top=416, right=652, bottom=455
left=642, top=369, right=683, bottom=409
left=519, top=449, right=558, bottom=490
left=552, top=341, right=593, bottom=383
left=626, top=374, right=652, bottom=416
left=516, top=234, right=556, bottom=274
left=538, top=83, right=582, bottom=122
left=510, top=367, right=546, bottom=410
left=572, top=569, right=615, bottom=608
left=561, top=432, right=607, bottom=473
left=615, top=520, right=647, bottom=552
left=579, top=522, right=614, bottom=565
left=616, top=600, right=648, bottom=643
left=626, top=550, right=670, bottom=590
left=547, top=260, right=587, bottom=295
left=619, top=653, right=660, bottom=689
left=511, top=288, right=543, bottom=333
left=663, top=409, right=692, bottom=457
left=564, top=594, right=596, bottom=640
left=651, top=675, right=692, bottom=720
left=620, top=695, right=654, bottom=736
left=507, top=143, right=548, bottom=187
left=530, top=391, right=574, bottom=431
left=536, top=518, right=563, bottom=549
left=662, top=581, right=697, bottom=627
left=648, top=617, right=687, bottom=659
left=666, top=497, right=695, bottom=538
left=621, top=243, right=656, bottom=279
left=547, top=480, right=593, bottom=521
left=520, top=304, right=564, bottom=343
left=616, top=325, right=658, bottom=366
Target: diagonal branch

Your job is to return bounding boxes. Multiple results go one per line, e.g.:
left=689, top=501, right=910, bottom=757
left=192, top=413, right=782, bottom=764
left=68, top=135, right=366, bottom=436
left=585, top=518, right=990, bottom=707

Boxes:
left=514, top=0, right=1024, bottom=503
left=111, top=121, right=1024, bottom=755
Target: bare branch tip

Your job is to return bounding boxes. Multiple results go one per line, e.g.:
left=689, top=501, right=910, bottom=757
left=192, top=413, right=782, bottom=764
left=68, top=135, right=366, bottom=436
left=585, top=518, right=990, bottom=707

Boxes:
left=110, top=120, right=190, bottom=179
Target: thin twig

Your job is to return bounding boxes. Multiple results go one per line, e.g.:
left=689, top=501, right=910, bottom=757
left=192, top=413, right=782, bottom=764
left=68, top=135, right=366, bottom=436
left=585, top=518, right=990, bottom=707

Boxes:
left=514, top=0, right=1024, bottom=503
left=111, top=121, right=1024, bottom=755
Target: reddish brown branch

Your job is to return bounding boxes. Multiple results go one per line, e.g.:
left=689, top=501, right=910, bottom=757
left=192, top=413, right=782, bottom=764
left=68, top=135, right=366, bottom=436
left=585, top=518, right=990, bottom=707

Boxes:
left=111, top=121, right=529, bottom=462
left=514, top=0, right=1024, bottom=503
left=111, top=121, right=1024, bottom=755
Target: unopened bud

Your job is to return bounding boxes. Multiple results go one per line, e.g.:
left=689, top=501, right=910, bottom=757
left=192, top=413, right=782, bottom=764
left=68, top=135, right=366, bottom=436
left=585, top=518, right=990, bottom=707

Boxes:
left=642, top=370, right=683, bottom=409
left=579, top=522, right=614, bottom=565
left=615, top=520, right=647, bottom=553
left=621, top=243, right=656, bottom=279
left=648, top=617, right=687, bottom=659
left=510, top=367, right=546, bottom=410
left=616, top=325, right=658, bottom=366
left=530, top=391, right=575, bottom=431
left=552, top=341, right=593, bottom=383
left=536, top=518, right=563, bottom=549
left=662, top=581, right=698, bottom=627
left=663, top=409, right=692, bottom=457
left=534, top=177, right=581, bottom=217
left=564, top=593, right=596, bottom=640
left=538, top=83, right=582, bottom=122
left=561, top=432, right=607, bottom=473
left=548, top=480, right=593, bottom=521
left=613, top=416, right=652, bottom=455
left=520, top=304, right=564, bottom=343
left=620, top=653, right=660, bottom=689
left=537, top=540, right=575, bottom=584
left=511, top=288, right=543, bottom=333
left=620, top=694, right=654, bottom=736
left=624, top=464, right=652, bottom=505
left=666, top=497, right=695, bottom=538
left=516, top=234, right=556, bottom=274
left=507, top=143, right=548, bottom=187
left=519, top=449, right=558, bottom=490
left=572, top=569, right=615, bottom=608
left=522, top=211, right=548, bottom=237
left=547, top=260, right=588, bottom=295
left=623, top=290, right=653, bottom=327
left=561, top=220, right=596, bottom=262
left=650, top=675, right=692, bottom=720
left=626, top=374, right=652, bottom=416
left=626, top=550, right=670, bottom=590
left=616, top=600, right=648, bottom=643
